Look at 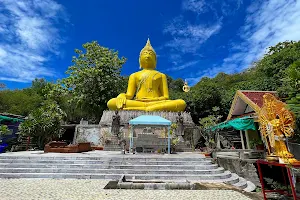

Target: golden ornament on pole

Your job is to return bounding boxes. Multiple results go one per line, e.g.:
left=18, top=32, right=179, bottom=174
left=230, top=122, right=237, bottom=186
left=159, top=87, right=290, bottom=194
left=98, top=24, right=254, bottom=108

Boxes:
left=182, top=80, right=190, bottom=93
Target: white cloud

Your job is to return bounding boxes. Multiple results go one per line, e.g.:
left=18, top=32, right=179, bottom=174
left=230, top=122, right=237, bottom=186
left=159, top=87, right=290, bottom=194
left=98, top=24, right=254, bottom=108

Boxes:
left=220, top=0, right=244, bottom=16
left=196, top=0, right=300, bottom=79
left=182, top=0, right=206, bottom=13
left=169, top=54, right=183, bottom=66
left=186, top=76, right=202, bottom=86
left=162, top=0, right=223, bottom=72
left=165, top=60, right=200, bottom=72
left=163, top=15, right=222, bottom=54
left=0, top=0, right=67, bottom=83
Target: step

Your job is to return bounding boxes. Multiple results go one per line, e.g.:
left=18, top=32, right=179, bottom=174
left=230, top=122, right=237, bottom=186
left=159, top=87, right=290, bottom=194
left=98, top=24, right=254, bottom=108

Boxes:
left=0, top=171, right=232, bottom=180
left=244, top=181, right=256, bottom=192
left=0, top=156, right=209, bottom=162
left=0, top=163, right=219, bottom=170
left=232, top=177, right=247, bottom=189
left=118, top=172, right=232, bottom=180
left=189, top=171, right=240, bottom=185
left=0, top=167, right=225, bottom=175
left=0, top=159, right=212, bottom=165
left=223, top=173, right=240, bottom=185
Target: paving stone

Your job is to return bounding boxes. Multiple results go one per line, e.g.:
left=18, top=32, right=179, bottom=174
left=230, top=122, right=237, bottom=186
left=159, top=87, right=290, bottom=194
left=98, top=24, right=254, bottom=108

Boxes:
left=0, top=179, right=253, bottom=200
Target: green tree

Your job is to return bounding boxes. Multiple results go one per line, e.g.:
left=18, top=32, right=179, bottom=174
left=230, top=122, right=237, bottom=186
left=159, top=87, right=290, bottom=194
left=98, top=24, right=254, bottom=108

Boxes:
left=0, top=89, right=43, bottom=116
left=255, top=41, right=300, bottom=84
left=31, top=78, right=53, bottom=98
left=19, top=101, right=66, bottom=149
left=199, top=106, right=223, bottom=129
left=198, top=106, right=223, bottom=150
left=52, top=41, right=126, bottom=121
left=279, top=60, right=300, bottom=114
left=278, top=60, right=300, bottom=141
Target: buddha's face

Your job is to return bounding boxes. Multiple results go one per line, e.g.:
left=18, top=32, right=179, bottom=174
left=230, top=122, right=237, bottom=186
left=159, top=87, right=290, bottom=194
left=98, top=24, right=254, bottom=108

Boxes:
left=140, top=50, right=156, bottom=69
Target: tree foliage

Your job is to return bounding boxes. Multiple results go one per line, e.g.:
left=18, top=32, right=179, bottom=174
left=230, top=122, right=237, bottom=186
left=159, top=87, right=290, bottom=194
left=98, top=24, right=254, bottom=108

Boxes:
left=53, top=41, right=126, bottom=120
left=0, top=125, right=9, bottom=136
left=0, top=89, right=43, bottom=116
left=19, top=101, right=66, bottom=149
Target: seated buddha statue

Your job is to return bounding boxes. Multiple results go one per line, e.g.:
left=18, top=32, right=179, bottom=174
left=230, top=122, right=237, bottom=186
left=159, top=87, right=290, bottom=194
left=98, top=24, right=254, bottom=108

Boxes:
left=107, top=38, right=186, bottom=112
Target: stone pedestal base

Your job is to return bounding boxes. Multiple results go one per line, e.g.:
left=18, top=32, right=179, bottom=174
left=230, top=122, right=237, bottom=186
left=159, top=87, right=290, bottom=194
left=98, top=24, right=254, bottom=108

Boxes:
left=73, top=110, right=196, bottom=152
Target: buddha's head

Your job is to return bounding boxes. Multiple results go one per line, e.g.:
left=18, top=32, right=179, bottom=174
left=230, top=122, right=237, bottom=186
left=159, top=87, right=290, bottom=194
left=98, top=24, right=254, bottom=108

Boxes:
left=139, top=38, right=156, bottom=69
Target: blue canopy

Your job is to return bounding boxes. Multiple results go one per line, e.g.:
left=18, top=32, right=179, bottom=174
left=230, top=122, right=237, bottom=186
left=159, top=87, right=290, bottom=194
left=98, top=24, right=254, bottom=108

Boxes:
left=129, top=115, right=171, bottom=126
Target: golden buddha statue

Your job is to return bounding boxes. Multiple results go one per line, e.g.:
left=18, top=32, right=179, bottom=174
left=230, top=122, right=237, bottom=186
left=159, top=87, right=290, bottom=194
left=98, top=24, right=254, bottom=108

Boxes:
left=107, top=39, right=186, bottom=112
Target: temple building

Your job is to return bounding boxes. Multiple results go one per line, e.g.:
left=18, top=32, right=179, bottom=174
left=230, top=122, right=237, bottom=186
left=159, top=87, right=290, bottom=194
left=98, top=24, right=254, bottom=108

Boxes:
left=211, top=90, right=276, bottom=150
left=227, top=90, right=276, bottom=150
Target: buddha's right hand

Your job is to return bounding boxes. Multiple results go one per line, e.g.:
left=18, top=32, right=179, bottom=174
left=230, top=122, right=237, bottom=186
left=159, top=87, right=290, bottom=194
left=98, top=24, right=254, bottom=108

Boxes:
left=116, top=93, right=126, bottom=109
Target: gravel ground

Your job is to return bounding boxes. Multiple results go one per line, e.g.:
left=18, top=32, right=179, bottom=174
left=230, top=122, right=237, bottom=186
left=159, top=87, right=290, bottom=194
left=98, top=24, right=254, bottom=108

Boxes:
left=0, top=179, right=256, bottom=200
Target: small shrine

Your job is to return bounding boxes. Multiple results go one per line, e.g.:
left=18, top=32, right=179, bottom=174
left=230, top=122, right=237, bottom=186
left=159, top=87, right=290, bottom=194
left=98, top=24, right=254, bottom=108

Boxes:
left=128, top=115, right=172, bottom=154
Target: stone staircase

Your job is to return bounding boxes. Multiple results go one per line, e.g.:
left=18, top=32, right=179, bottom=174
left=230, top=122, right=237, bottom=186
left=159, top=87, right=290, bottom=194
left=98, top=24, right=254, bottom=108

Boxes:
left=0, top=151, right=255, bottom=192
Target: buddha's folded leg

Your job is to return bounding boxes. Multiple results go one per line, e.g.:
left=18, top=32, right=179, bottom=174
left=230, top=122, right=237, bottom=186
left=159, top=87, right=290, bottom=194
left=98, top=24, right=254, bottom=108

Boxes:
left=107, top=98, right=148, bottom=110
left=125, top=99, right=147, bottom=108
left=123, top=107, right=146, bottom=111
left=107, top=98, right=118, bottom=110
left=145, top=99, right=186, bottom=112
left=123, top=101, right=167, bottom=110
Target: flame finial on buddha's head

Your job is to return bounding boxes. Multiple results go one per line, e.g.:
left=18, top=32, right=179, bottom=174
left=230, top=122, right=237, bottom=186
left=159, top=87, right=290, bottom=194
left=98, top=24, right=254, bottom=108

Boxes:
left=140, top=38, right=156, bottom=58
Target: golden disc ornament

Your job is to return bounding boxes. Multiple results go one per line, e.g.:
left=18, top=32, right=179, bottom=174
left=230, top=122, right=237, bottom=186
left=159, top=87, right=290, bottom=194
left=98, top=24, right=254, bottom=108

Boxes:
left=182, top=80, right=190, bottom=92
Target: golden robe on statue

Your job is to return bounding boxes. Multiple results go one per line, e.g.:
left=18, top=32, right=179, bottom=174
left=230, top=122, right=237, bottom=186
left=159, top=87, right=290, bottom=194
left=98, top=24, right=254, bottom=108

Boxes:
left=107, top=39, right=186, bottom=112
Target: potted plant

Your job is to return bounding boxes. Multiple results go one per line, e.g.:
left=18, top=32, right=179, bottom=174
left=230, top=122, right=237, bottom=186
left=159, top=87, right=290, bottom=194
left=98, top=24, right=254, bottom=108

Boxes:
left=250, top=138, right=264, bottom=150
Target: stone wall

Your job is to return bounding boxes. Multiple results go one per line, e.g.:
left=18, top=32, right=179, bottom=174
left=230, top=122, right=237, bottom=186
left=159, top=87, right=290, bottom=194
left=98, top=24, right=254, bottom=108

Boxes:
left=73, top=125, right=102, bottom=146
left=100, top=110, right=195, bottom=127
left=217, top=157, right=261, bottom=186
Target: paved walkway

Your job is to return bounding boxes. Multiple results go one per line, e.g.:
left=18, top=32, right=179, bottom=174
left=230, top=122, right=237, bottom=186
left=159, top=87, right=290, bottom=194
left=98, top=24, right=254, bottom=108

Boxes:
left=0, top=179, right=254, bottom=200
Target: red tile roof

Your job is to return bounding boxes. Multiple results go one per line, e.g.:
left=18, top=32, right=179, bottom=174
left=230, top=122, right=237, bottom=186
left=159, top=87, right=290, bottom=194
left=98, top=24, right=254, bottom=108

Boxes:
left=241, top=91, right=276, bottom=108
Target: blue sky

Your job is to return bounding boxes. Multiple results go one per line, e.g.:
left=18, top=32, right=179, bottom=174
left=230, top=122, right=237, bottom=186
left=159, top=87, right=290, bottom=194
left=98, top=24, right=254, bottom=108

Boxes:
left=1, top=0, right=300, bottom=89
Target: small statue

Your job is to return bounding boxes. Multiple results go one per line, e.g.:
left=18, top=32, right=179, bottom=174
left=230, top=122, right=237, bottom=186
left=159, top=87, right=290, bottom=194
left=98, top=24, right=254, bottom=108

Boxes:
left=107, top=38, right=186, bottom=112
left=111, top=110, right=120, bottom=135
left=176, top=112, right=184, bottom=136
